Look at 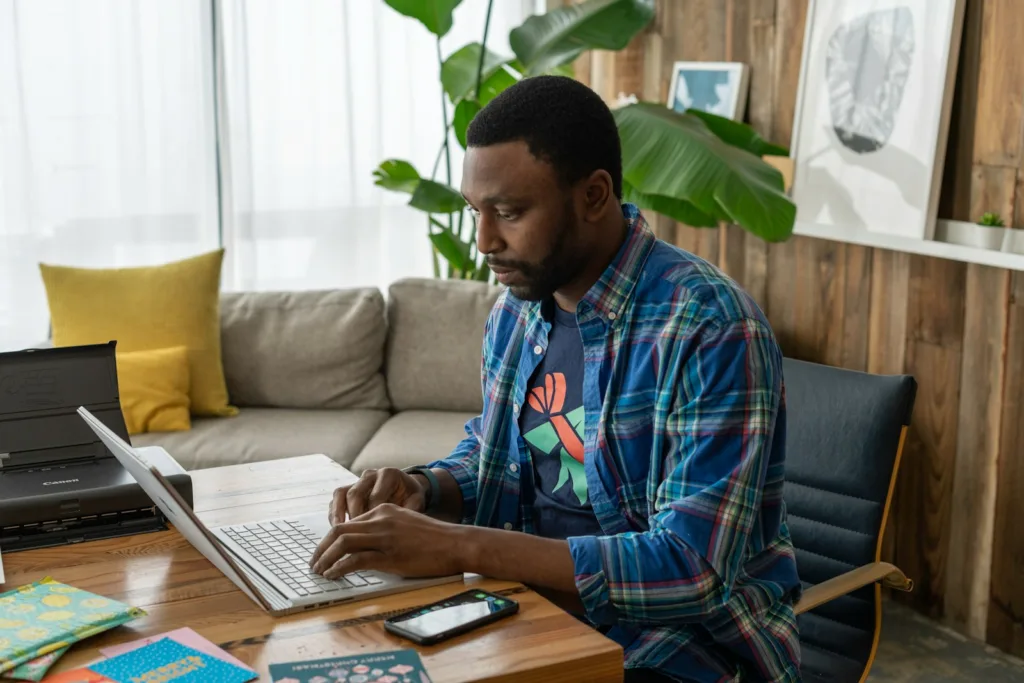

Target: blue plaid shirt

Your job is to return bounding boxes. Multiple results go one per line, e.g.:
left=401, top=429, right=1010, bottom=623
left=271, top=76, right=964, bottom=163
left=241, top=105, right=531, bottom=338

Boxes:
left=429, top=205, right=801, bottom=682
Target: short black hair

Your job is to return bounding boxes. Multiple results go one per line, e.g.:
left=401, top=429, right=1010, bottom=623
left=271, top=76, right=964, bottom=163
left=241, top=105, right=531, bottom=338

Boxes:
left=466, top=75, right=623, bottom=198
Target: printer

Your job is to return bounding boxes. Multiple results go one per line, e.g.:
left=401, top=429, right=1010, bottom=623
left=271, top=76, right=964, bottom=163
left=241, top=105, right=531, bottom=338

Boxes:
left=0, top=341, right=193, bottom=552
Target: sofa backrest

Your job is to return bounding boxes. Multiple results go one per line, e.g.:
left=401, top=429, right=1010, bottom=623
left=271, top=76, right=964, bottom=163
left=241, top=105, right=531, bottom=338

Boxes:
left=219, top=289, right=390, bottom=411
left=385, top=278, right=501, bottom=413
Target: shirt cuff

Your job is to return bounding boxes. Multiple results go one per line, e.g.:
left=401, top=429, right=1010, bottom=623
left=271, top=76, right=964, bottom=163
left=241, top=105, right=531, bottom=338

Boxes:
left=568, top=534, right=619, bottom=626
left=426, top=455, right=479, bottom=525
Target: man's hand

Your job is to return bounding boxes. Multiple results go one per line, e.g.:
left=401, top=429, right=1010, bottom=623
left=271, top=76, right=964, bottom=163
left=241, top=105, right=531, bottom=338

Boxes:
left=328, top=467, right=427, bottom=525
left=310, top=503, right=465, bottom=579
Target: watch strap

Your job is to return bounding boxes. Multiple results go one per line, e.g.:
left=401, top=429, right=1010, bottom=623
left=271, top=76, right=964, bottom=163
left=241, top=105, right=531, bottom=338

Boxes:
left=403, top=466, right=440, bottom=513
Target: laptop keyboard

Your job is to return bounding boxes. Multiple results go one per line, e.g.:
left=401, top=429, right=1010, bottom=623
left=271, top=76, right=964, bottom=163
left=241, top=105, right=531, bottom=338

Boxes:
left=223, top=519, right=384, bottom=597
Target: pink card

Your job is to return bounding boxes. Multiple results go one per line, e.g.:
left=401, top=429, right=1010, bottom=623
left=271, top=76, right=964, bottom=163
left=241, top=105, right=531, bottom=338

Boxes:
left=98, top=628, right=253, bottom=672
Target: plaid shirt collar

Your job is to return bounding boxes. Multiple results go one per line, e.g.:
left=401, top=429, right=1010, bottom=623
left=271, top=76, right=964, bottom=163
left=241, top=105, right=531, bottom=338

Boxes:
left=524, top=203, right=656, bottom=325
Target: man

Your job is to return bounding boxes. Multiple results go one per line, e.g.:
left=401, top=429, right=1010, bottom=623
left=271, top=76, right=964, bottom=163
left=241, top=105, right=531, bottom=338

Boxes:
left=310, top=75, right=801, bottom=682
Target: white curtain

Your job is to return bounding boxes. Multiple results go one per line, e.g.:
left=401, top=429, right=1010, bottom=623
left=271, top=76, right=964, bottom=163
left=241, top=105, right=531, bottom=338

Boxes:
left=0, top=0, right=220, bottom=351
left=0, top=0, right=538, bottom=351
left=217, top=0, right=536, bottom=292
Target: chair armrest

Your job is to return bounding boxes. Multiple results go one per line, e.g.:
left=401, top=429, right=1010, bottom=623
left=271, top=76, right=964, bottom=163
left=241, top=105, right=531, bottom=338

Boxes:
left=794, top=562, right=913, bottom=615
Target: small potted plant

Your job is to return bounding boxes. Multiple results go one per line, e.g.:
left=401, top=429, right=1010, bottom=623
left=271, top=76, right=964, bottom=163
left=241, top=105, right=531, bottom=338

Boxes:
left=938, top=211, right=1007, bottom=250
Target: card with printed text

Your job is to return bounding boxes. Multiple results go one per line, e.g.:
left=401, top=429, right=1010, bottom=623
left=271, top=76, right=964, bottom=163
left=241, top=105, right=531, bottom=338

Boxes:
left=89, top=638, right=256, bottom=683
left=269, top=649, right=432, bottom=683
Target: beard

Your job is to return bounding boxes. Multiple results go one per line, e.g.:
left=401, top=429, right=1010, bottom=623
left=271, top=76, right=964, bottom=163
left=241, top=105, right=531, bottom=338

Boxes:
left=488, top=199, right=589, bottom=302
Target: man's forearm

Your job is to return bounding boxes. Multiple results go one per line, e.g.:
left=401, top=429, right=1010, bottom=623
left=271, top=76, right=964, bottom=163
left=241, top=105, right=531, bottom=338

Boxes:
left=456, top=526, right=583, bottom=612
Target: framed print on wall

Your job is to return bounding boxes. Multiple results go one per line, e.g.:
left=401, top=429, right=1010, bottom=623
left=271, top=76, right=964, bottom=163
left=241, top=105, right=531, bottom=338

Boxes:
left=667, top=61, right=750, bottom=121
left=789, top=0, right=966, bottom=240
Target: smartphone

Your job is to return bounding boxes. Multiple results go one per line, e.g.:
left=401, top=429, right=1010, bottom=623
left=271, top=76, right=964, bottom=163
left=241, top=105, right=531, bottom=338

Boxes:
left=384, top=589, right=519, bottom=645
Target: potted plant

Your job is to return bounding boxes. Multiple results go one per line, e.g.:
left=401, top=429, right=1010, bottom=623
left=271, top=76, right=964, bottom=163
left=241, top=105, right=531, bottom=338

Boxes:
left=374, top=0, right=795, bottom=281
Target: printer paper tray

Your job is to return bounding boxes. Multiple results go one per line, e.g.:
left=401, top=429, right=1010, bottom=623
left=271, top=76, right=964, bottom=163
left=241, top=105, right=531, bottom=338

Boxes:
left=0, top=507, right=169, bottom=552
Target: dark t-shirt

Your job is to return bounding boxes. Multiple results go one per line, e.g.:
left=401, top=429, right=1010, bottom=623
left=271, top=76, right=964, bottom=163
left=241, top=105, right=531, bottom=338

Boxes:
left=519, top=302, right=603, bottom=540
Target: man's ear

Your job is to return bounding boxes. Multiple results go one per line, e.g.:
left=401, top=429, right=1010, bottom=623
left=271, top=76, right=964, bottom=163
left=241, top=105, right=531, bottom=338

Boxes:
left=581, top=170, right=615, bottom=221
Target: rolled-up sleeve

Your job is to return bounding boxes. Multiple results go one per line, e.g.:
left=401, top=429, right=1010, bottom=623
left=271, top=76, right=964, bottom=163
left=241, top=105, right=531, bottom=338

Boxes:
left=569, top=317, right=783, bottom=626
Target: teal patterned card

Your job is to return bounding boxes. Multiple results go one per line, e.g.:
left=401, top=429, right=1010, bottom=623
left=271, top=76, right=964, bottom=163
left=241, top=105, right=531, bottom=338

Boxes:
left=90, top=638, right=257, bottom=683
left=0, top=577, right=146, bottom=675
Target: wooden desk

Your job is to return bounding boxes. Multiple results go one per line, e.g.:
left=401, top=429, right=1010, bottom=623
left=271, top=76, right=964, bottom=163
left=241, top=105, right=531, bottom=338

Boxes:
left=2, top=455, right=622, bottom=682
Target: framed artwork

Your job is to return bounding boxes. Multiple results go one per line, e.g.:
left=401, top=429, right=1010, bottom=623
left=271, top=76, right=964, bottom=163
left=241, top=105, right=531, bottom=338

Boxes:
left=667, top=61, right=750, bottom=121
left=790, top=0, right=966, bottom=240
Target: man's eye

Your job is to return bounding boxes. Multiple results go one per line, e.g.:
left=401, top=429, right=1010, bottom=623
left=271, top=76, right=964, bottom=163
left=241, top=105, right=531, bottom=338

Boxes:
left=497, top=211, right=519, bottom=221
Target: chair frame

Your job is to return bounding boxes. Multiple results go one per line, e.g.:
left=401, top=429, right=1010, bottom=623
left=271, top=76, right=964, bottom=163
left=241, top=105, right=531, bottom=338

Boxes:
left=792, top=424, right=914, bottom=682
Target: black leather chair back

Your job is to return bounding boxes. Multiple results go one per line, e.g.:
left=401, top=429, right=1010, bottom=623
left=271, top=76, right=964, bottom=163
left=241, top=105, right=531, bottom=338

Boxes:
left=782, top=358, right=917, bottom=682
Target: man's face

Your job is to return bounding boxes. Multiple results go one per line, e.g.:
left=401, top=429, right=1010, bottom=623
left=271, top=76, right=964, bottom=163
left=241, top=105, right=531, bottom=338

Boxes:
left=462, top=141, right=589, bottom=301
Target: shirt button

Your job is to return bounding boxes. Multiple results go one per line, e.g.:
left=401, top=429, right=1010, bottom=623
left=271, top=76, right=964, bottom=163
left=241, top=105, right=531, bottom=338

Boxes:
left=509, top=463, right=518, bottom=473
left=608, top=311, right=617, bottom=321
left=513, top=403, right=520, bottom=415
left=503, top=522, right=513, bottom=531
left=533, top=344, right=543, bottom=355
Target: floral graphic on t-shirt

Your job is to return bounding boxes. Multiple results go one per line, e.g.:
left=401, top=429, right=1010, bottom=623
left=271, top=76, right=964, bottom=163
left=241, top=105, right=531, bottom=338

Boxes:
left=522, top=372, right=587, bottom=504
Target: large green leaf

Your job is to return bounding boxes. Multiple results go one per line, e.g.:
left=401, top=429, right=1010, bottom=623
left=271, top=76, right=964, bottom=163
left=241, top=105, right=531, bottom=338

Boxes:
left=614, top=103, right=795, bottom=241
left=372, top=159, right=421, bottom=194
left=623, top=182, right=717, bottom=227
left=509, top=0, right=655, bottom=76
left=429, top=219, right=473, bottom=270
left=509, top=59, right=576, bottom=79
left=409, top=179, right=466, bottom=214
left=685, top=109, right=789, bottom=157
left=453, top=99, right=482, bottom=149
left=442, top=43, right=510, bottom=102
left=478, top=67, right=518, bottom=106
left=383, top=0, right=463, bottom=37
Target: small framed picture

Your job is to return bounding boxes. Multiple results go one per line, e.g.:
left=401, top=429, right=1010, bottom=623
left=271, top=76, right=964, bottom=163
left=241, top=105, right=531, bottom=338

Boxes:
left=667, top=61, right=750, bottom=121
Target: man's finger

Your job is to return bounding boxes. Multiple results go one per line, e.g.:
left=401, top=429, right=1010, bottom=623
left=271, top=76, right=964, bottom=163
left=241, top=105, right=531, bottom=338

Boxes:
left=367, top=469, right=398, bottom=509
left=311, top=533, right=379, bottom=576
left=346, top=471, right=377, bottom=519
left=328, top=485, right=351, bottom=526
left=308, top=519, right=374, bottom=568
left=323, top=550, right=379, bottom=580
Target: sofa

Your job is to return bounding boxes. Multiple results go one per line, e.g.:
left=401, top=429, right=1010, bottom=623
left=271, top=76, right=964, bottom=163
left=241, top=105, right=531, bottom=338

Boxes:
left=133, top=277, right=501, bottom=474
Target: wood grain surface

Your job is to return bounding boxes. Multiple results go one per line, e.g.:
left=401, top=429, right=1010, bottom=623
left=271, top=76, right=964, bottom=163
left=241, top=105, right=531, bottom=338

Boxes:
left=1, top=455, right=623, bottom=682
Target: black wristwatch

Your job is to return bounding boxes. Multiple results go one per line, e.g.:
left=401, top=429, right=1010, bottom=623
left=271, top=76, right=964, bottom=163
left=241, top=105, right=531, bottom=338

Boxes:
left=403, top=466, right=441, bottom=513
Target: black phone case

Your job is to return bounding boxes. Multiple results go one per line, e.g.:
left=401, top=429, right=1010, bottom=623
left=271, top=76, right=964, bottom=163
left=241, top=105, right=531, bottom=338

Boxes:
left=383, top=590, right=519, bottom=646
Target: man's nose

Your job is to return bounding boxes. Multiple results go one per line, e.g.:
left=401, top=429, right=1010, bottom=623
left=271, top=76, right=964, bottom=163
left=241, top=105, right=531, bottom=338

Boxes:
left=475, top=213, right=502, bottom=256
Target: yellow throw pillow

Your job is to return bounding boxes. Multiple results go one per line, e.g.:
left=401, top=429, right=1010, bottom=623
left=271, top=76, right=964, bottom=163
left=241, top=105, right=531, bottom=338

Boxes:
left=117, top=347, right=192, bottom=435
left=39, top=249, right=238, bottom=417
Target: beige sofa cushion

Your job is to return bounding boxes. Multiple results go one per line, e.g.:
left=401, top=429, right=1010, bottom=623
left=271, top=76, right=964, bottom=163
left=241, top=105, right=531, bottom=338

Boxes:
left=385, top=278, right=500, bottom=413
left=132, top=407, right=390, bottom=470
left=220, top=289, right=389, bottom=410
left=350, top=410, right=477, bottom=473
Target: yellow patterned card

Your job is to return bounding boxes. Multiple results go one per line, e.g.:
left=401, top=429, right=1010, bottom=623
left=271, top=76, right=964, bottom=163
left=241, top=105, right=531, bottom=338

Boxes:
left=0, top=577, right=146, bottom=675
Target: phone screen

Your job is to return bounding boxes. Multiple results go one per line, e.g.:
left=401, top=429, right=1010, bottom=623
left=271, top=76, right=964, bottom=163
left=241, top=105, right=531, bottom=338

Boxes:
left=388, top=591, right=514, bottom=640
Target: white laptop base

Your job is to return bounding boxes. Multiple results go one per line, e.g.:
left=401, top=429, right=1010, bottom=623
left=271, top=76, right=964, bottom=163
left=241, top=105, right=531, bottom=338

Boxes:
left=78, top=407, right=461, bottom=616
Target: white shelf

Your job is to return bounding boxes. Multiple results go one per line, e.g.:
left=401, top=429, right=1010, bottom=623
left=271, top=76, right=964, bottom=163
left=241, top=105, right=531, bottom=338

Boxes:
left=793, top=220, right=1024, bottom=272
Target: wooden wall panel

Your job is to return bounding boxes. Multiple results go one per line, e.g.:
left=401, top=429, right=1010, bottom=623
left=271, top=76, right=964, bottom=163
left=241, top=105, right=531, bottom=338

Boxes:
left=988, top=271, right=1024, bottom=655
left=586, top=0, right=1024, bottom=655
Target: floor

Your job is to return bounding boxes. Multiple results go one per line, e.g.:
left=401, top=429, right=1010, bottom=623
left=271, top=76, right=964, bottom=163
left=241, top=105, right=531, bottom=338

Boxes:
left=869, top=601, right=1024, bottom=681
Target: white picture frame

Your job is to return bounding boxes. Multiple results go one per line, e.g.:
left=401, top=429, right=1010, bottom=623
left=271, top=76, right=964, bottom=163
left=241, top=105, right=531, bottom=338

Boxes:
left=667, top=61, right=750, bottom=121
left=789, top=0, right=966, bottom=241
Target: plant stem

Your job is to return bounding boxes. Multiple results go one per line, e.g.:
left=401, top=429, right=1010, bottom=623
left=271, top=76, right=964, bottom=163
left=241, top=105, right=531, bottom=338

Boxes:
left=475, top=0, right=495, bottom=99
left=427, top=215, right=440, bottom=278
left=430, top=124, right=454, bottom=180
left=436, top=38, right=454, bottom=278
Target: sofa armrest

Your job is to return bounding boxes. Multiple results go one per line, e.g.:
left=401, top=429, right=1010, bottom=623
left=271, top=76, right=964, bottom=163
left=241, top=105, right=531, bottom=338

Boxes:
left=794, top=562, right=913, bottom=615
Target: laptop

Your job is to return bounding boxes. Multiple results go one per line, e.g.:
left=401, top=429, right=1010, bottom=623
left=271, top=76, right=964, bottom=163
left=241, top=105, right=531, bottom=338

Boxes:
left=77, top=406, right=463, bottom=616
